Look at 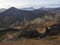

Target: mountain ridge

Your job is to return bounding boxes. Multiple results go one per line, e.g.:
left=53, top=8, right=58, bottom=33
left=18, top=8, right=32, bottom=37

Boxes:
left=0, top=7, right=60, bottom=29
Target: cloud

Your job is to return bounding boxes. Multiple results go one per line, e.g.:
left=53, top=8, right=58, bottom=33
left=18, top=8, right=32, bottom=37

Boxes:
left=0, top=0, right=60, bottom=8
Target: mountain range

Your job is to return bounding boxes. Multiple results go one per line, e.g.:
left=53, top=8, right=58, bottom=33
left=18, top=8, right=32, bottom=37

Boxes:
left=0, top=7, right=60, bottom=29
left=21, top=7, right=35, bottom=11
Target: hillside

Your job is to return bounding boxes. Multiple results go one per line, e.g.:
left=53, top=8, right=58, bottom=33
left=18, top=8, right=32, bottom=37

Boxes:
left=0, top=7, right=60, bottom=43
left=0, top=7, right=60, bottom=29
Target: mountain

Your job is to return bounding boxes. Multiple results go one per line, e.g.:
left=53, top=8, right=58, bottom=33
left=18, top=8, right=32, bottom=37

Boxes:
left=0, top=7, right=60, bottom=29
left=0, top=7, right=43, bottom=28
left=0, top=7, right=39, bottom=20
left=0, top=7, right=60, bottom=42
left=0, top=7, right=46, bottom=21
left=34, top=7, right=60, bottom=16
left=0, top=8, right=6, bottom=13
left=21, top=7, right=35, bottom=11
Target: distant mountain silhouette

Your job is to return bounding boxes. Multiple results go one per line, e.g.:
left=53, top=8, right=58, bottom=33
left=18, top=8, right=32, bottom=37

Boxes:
left=21, top=7, right=35, bottom=11
left=0, top=8, right=6, bottom=13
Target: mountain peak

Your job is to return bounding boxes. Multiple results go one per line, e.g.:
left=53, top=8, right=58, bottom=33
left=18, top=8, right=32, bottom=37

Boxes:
left=9, top=7, right=18, bottom=10
left=5, top=7, right=20, bottom=13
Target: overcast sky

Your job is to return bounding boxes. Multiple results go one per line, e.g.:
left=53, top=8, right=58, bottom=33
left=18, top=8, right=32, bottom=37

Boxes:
left=0, top=0, right=60, bottom=8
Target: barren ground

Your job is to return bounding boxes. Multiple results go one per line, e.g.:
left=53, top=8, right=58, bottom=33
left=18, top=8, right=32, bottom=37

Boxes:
left=0, top=35, right=60, bottom=45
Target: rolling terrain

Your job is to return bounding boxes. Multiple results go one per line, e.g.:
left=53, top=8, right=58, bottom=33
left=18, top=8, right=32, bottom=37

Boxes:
left=0, top=7, right=60, bottom=45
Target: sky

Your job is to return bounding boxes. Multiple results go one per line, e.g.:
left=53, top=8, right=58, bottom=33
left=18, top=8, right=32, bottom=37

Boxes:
left=0, top=0, right=60, bottom=9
